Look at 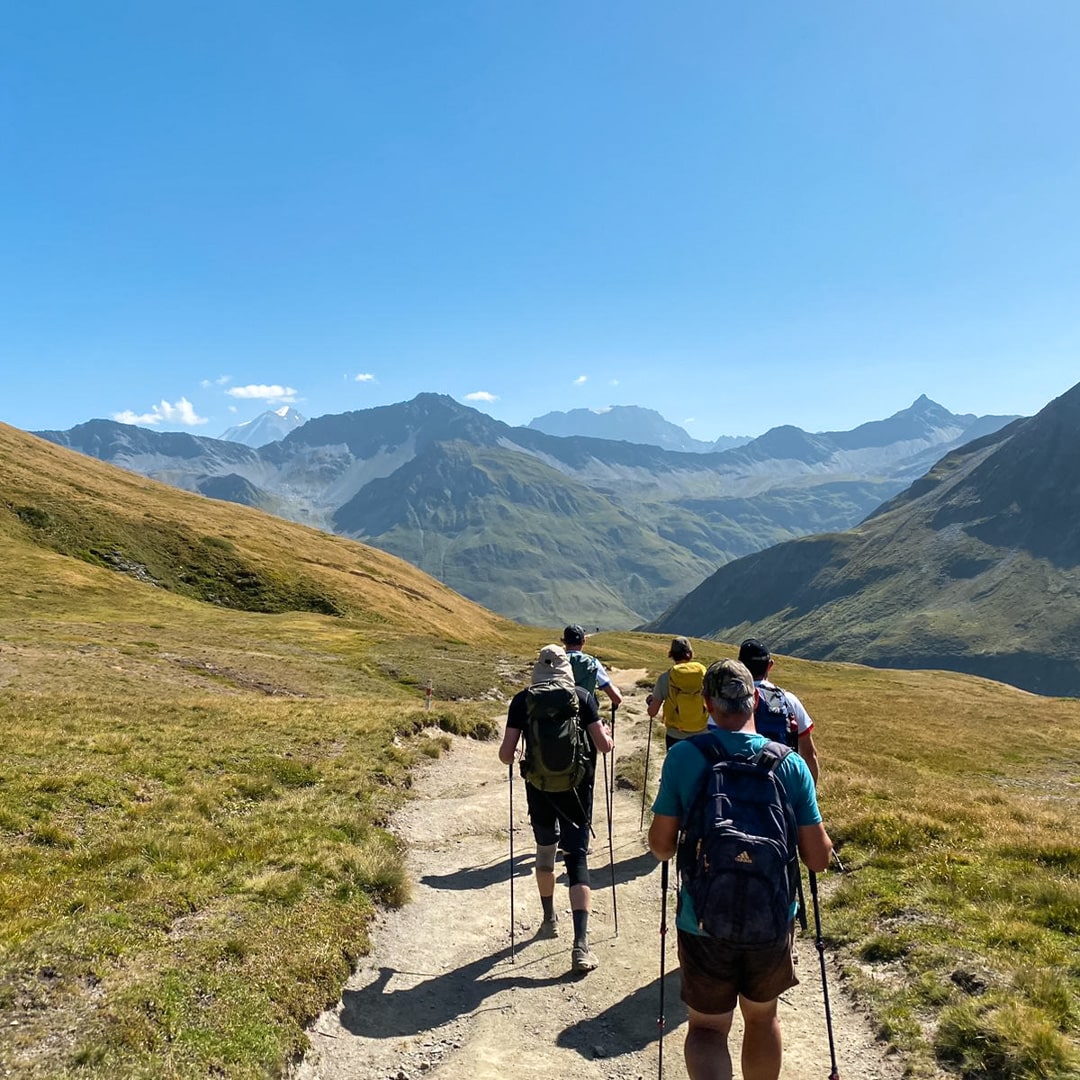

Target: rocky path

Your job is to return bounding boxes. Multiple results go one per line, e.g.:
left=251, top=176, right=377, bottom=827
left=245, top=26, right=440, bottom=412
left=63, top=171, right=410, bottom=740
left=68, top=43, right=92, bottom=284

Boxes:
left=295, top=670, right=905, bottom=1080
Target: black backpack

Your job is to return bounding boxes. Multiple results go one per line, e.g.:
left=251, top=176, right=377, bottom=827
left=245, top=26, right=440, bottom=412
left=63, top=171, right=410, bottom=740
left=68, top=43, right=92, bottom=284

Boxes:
left=755, top=683, right=795, bottom=744
left=676, top=735, right=800, bottom=948
left=519, top=685, right=589, bottom=793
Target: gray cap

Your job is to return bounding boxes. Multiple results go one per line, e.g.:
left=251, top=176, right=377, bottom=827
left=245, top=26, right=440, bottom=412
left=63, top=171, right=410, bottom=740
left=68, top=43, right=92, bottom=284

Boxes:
left=703, top=658, right=756, bottom=706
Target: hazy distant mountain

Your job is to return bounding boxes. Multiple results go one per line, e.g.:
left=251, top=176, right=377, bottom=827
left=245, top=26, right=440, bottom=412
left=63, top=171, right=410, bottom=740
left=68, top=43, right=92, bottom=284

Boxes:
left=35, top=393, right=1019, bottom=628
left=220, top=406, right=307, bottom=447
left=645, top=382, right=1080, bottom=696
left=528, top=405, right=750, bottom=453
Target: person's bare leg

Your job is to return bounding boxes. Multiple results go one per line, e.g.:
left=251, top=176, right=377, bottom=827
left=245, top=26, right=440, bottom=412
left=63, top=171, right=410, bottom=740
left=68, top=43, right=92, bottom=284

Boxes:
left=536, top=868, right=555, bottom=900
left=684, top=1005, right=734, bottom=1080
left=568, top=882, right=590, bottom=913
left=739, top=995, right=782, bottom=1080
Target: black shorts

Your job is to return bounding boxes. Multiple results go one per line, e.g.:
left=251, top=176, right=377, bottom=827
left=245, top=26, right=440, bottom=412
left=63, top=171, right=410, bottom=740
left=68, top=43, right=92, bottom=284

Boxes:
left=525, top=781, right=594, bottom=855
left=677, top=926, right=797, bottom=1015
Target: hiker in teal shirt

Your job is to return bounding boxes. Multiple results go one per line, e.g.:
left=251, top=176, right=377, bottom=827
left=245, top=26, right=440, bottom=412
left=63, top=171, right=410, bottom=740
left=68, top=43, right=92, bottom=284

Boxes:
left=561, top=624, right=623, bottom=709
left=648, top=658, right=832, bottom=1080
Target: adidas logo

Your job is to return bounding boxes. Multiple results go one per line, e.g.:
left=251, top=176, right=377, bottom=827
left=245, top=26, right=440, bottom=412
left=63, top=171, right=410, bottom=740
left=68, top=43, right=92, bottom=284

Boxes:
left=735, top=851, right=753, bottom=864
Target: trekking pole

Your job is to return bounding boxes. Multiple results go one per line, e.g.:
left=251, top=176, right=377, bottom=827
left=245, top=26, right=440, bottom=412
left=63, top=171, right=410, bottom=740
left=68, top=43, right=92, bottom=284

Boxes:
left=658, top=859, right=669, bottom=1079
left=609, top=699, right=617, bottom=812
left=602, top=751, right=619, bottom=936
left=508, top=762, right=515, bottom=963
left=787, top=719, right=808, bottom=931
left=640, top=716, right=654, bottom=831
left=809, top=870, right=840, bottom=1080
left=608, top=701, right=617, bottom=816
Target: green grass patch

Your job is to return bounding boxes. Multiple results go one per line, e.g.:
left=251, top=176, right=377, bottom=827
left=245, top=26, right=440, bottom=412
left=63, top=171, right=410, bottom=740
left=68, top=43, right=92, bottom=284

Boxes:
left=0, top=685, right=503, bottom=1079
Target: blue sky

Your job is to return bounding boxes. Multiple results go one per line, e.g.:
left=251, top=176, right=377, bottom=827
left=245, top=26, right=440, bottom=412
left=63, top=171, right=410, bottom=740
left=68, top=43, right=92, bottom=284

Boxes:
left=3, top=2, right=1079, bottom=440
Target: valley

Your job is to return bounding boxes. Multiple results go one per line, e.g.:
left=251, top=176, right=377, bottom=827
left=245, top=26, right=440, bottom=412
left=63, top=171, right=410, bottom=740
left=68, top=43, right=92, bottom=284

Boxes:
left=34, top=393, right=1016, bottom=629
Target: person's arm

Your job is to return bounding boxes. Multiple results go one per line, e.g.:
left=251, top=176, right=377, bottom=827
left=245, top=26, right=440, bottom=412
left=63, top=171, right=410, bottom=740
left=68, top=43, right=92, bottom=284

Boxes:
left=646, top=735, right=694, bottom=859
left=797, top=822, right=833, bottom=873
left=798, top=730, right=820, bottom=785
left=498, top=726, right=520, bottom=765
left=578, top=689, right=611, bottom=753
left=646, top=673, right=666, bottom=718
left=783, top=752, right=831, bottom=869
left=587, top=720, right=613, bottom=755
left=499, top=693, right=525, bottom=765
left=648, top=813, right=679, bottom=862
left=602, top=682, right=623, bottom=708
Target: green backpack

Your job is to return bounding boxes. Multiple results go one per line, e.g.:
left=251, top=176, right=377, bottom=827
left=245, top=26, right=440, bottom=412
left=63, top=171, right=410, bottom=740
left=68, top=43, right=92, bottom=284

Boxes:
left=520, top=685, right=588, bottom=792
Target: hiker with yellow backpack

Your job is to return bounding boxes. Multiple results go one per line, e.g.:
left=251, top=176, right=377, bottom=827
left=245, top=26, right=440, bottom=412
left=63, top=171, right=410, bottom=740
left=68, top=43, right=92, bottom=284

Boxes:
left=647, top=636, right=709, bottom=750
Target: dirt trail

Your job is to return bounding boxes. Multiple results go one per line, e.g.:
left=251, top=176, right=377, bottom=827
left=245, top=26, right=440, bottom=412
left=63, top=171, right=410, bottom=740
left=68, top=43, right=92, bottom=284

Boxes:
left=295, top=670, right=904, bottom=1080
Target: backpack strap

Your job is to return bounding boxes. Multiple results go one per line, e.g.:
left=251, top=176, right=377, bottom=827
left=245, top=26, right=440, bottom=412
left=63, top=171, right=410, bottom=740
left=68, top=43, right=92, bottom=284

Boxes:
left=686, top=730, right=728, bottom=766
left=753, top=740, right=793, bottom=773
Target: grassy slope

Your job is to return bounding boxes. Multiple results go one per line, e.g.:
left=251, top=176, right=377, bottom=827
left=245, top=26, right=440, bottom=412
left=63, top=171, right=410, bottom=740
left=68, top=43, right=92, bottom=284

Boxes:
left=0, top=425, right=1078, bottom=1079
left=0, top=424, right=548, bottom=1079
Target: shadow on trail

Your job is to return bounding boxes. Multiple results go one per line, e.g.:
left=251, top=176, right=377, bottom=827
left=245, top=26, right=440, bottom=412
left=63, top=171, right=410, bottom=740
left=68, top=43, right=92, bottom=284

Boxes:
left=419, top=844, right=657, bottom=892
left=340, top=947, right=567, bottom=1038
left=420, top=852, right=533, bottom=892
left=555, top=969, right=685, bottom=1058
left=609, top=846, right=661, bottom=888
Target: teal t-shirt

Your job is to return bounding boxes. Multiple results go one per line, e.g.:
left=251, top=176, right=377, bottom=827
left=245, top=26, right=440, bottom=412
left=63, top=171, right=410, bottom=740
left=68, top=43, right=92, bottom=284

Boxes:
left=652, top=730, right=820, bottom=935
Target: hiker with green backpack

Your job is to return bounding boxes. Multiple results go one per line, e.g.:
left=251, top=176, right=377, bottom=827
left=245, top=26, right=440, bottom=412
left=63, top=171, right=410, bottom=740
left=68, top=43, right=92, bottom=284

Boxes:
left=498, top=644, right=614, bottom=973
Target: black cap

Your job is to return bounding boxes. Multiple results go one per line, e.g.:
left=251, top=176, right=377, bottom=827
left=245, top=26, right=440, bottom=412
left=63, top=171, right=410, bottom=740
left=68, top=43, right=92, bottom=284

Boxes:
left=562, top=624, right=586, bottom=646
left=738, top=638, right=771, bottom=666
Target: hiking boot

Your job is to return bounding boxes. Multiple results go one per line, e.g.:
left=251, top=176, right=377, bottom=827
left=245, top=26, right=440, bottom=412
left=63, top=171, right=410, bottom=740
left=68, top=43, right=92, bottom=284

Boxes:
left=571, top=944, right=599, bottom=973
left=539, top=914, right=559, bottom=938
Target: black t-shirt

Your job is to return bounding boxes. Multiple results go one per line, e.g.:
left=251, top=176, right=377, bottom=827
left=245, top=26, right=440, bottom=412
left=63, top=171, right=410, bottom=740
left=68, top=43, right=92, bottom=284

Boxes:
left=507, top=684, right=602, bottom=772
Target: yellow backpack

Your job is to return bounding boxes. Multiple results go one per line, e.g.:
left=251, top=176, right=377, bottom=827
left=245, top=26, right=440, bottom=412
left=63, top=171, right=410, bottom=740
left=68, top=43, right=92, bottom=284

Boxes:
left=662, top=661, right=708, bottom=733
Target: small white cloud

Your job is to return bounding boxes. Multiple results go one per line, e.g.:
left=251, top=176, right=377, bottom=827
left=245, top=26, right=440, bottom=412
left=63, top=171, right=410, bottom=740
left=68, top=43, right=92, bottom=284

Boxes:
left=465, top=391, right=498, bottom=403
left=226, top=384, right=298, bottom=403
left=354, top=373, right=376, bottom=383
left=200, top=375, right=232, bottom=389
left=574, top=375, right=587, bottom=386
left=684, top=418, right=696, bottom=425
left=113, top=397, right=208, bottom=427
left=609, top=379, right=620, bottom=387
left=228, top=405, right=238, bottom=413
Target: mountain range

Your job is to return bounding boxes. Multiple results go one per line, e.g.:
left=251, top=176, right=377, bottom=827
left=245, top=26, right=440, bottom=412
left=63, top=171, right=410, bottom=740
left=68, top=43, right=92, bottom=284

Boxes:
left=646, top=380, right=1080, bottom=696
left=528, top=405, right=750, bottom=452
left=34, top=394, right=1017, bottom=628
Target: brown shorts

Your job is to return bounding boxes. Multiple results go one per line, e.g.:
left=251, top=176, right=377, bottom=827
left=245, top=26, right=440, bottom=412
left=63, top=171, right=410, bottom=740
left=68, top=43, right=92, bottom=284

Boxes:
left=676, top=926, right=798, bottom=1015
